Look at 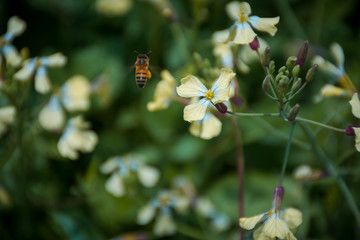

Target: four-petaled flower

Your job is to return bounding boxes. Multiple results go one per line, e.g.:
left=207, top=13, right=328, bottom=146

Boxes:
left=224, top=1, right=280, bottom=44
left=176, top=68, right=235, bottom=122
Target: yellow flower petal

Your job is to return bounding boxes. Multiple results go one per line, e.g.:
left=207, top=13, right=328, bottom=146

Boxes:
left=154, top=214, right=176, bottom=236
left=281, top=208, right=302, bottom=230
left=100, top=157, right=119, bottom=174
left=212, top=29, right=232, bottom=43
left=35, top=68, right=52, bottom=94
left=176, top=75, right=208, bottom=98
left=262, top=216, right=296, bottom=240
left=7, top=16, right=26, bottom=37
left=211, top=68, right=236, bottom=104
left=350, top=93, right=360, bottom=119
left=330, top=42, right=344, bottom=67
left=38, top=96, right=65, bottom=131
left=353, top=128, right=360, bottom=152
left=320, top=84, right=346, bottom=97
left=233, top=22, right=257, bottom=44
left=239, top=213, right=265, bottom=230
left=226, top=1, right=252, bottom=22
left=248, top=16, right=280, bottom=36
left=183, top=98, right=209, bottom=122
left=105, top=172, right=125, bottom=197
left=47, top=52, right=67, bottom=67
left=137, top=165, right=160, bottom=187
left=189, top=112, right=222, bottom=140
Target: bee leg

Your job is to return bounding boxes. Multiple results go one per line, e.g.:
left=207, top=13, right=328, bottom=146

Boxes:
left=147, top=70, right=152, bottom=79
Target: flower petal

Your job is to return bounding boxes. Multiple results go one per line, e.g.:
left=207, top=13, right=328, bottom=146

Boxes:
left=239, top=213, right=266, bottom=230
left=353, top=128, right=360, bottom=152
left=312, top=56, right=342, bottom=77
left=281, top=208, right=303, bottom=230
left=137, top=165, right=160, bottom=187
left=2, top=44, right=22, bottom=67
left=100, top=157, right=120, bottom=174
left=39, top=96, right=65, bottom=131
left=7, top=16, right=26, bottom=37
left=105, top=172, right=125, bottom=197
left=233, top=22, right=257, bottom=44
left=189, top=112, right=222, bottom=140
left=320, top=84, right=346, bottom=97
left=35, top=67, right=52, bottom=94
left=0, top=106, right=16, bottom=125
left=154, top=213, right=176, bottom=236
left=262, top=216, right=295, bottom=239
left=211, top=68, right=236, bottom=104
left=176, top=75, right=208, bottom=98
left=14, top=59, right=36, bottom=81
left=137, top=203, right=156, bottom=225
left=330, top=42, right=344, bottom=67
left=183, top=98, right=209, bottom=122
left=350, top=93, right=360, bottom=119
left=248, top=16, right=280, bottom=36
left=225, top=1, right=251, bottom=21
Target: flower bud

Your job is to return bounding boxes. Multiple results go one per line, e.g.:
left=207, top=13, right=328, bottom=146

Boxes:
left=278, top=66, right=286, bottom=73
left=263, top=46, right=271, bottom=67
left=249, top=37, right=260, bottom=50
left=268, top=60, right=275, bottom=75
left=286, top=56, right=297, bottom=70
left=345, top=125, right=360, bottom=136
left=262, top=75, right=271, bottom=94
left=305, top=64, right=318, bottom=82
left=278, top=76, right=289, bottom=89
left=292, top=65, right=300, bottom=77
left=295, top=40, right=309, bottom=67
left=272, top=186, right=285, bottom=213
left=287, top=104, right=300, bottom=121
left=215, top=102, right=228, bottom=114
left=275, top=72, right=283, bottom=83
left=291, top=78, right=302, bottom=94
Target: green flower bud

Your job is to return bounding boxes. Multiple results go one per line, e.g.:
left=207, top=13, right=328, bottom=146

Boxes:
left=278, top=66, right=286, bottom=73
left=262, top=75, right=271, bottom=93
left=263, top=46, right=271, bottom=67
left=292, top=65, right=300, bottom=77
left=286, top=56, right=297, bottom=70
left=278, top=76, right=289, bottom=89
left=287, top=104, right=300, bottom=121
left=269, top=60, right=275, bottom=75
left=291, top=78, right=302, bottom=94
left=275, top=72, right=283, bottom=83
left=305, top=64, right=318, bottom=82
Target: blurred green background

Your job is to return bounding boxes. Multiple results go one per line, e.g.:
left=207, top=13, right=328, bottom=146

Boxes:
left=1, top=0, right=360, bottom=239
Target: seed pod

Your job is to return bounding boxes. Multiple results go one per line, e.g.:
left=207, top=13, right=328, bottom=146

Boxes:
left=305, top=64, right=318, bottom=82
left=287, top=104, right=300, bottom=121
left=263, top=46, right=271, bottom=67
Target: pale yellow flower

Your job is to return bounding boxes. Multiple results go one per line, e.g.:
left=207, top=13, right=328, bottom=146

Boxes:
left=38, top=95, right=65, bottom=132
left=189, top=112, right=222, bottom=140
left=0, top=106, right=16, bottom=136
left=57, top=116, right=98, bottom=160
left=349, top=93, right=360, bottom=152
left=95, top=0, right=133, bottom=16
left=61, top=75, right=91, bottom=112
left=147, top=70, right=176, bottom=112
left=320, top=84, right=348, bottom=97
left=176, top=68, right=235, bottom=122
left=224, top=1, right=279, bottom=44
left=0, top=16, right=26, bottom=69
left=14, top=52, right=67, bottom=94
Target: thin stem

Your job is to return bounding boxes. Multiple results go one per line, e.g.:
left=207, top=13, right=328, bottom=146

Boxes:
left=227, top=111, right=280, bottom=117
left=279, top=122, right=296, bottom=185
left=230, top=117, right=245, bottom=240
left=298, top=122, right=360, bottom=227
left=295, top=117, right=346, bottom=133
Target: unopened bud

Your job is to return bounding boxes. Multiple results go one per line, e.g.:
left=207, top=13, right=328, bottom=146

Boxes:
left=269, top=60, right=275, bottom=74
left=291, top=78, right=302, bottom=94
left=262, top=75, right=271, bottom=93
left=278, top=76, right=289, bottom=89
left=286, top=56, right=297, bottom=69
left=272, top=186, right=285, bottom=213
left=215, top=102, right=228, bottom=114
left=345, top=125, right=360, bottom=136
left=278, top=66, right=286, bottom=73
left=292, top=65, right=300, bottom=77
left=249, top=37, right=260, bottom=50
left=263, top=46, right=271, bottom=67
left=305, top=64, right=318, bottom=82
left=275, top=73, right=283, bottom=83
left=287, top=104, right=300, bottom=121
left=295, top=40, right=309, bottom=67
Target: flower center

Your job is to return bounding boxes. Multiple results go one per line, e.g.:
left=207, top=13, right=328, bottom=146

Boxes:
left=238, top=13, right=248, bottom=23
left=205, top=90, right=214, bottom=101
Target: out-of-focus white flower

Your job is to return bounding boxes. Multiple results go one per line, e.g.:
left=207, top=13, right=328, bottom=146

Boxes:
left=14, top=52, right=67, bottom=94
left=0, top=106, right=16, bottom=136
left=95, top=0, right=133, bottom=16
left=189, top=111, right=222, bottom=140
left=0, top=16, right=26, bottom=69
left=137, top=190, right=177, bottom=237
left=147, top=70, right=177, bottom=112
left=57, top=116, right=98, bottom=160
left=61, top=75, right=91, bottom=112
left=38, top=95, right=65, bottom=132
left=100, top=154, right=160, bottom=197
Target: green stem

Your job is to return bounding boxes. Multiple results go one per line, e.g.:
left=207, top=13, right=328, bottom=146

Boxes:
left=279, top=122, right=296, bottom=185
left=298, top=122, right=360, bottom=227
left=295, top=117, right=346, bottom=133
left=227, top=112, right=280, bottom=117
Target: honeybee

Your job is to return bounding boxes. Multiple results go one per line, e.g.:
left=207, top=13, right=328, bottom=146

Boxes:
left=134, top=52, right=151, bottom=88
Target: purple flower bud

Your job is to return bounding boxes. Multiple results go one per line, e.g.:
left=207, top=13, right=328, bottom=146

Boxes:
left=346, top=125, right=360, bottom=136
left=287, top=104, right=300, bottom=122
left=215, top=102, right=228, bottom=114
left=249, top=37, right=260, bottom=50
left=263, top=47, right=271, bottom=67
left=295, top=40, right=309, bottom=67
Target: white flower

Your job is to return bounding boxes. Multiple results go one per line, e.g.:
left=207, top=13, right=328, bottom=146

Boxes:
left=14, top=52, right=67, bottom=94
left=0, top=16, right=26, bottom=68
left=176, top=68, right=235, bottom=122
left=0, top=106, right=16, bottom=136
left=224, top=1, right=279, bottom=44
left=57, top=116, right=98, bottom=160
left=38, top=95, right=65, bottom=132
left=61, top=75, right=91, bottom=112
left=154, top=212, right=176, bottom=236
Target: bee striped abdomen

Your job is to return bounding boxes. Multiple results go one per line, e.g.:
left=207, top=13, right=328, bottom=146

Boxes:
left=135, top=68, right=148, bottom=88
left=134, top=53, right=151, bottom=88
